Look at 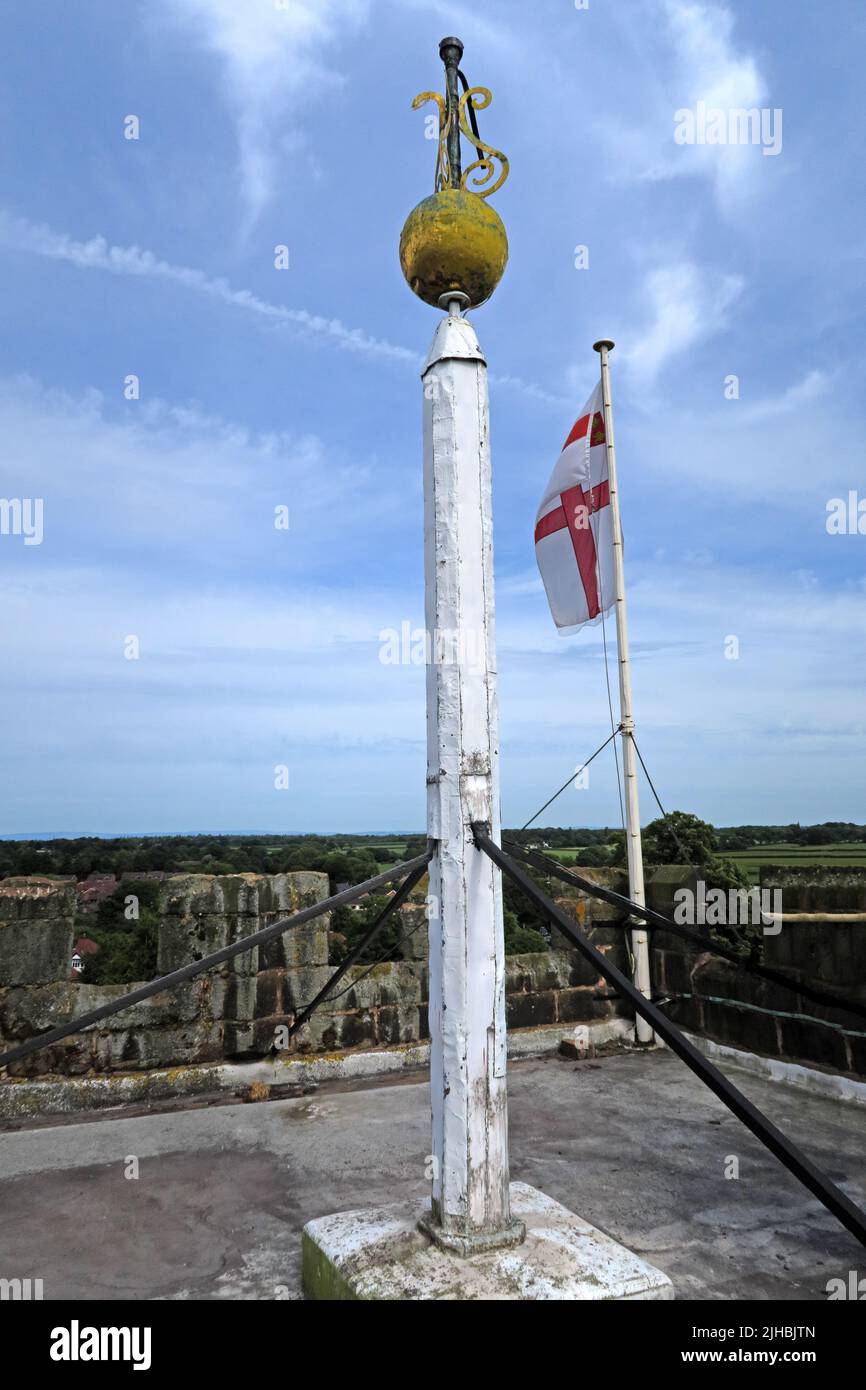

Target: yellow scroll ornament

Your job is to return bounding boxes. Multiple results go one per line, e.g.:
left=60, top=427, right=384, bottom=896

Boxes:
left=457, top=87, right=509, bottom=199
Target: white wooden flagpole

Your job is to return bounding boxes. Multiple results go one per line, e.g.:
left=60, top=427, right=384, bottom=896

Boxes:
left=593, top=339, right=654, bottom=1045
left=421, top=293, right=523, bottom=1252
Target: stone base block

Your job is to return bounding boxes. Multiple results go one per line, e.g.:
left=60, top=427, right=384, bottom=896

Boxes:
left=302, top=1182, right=674, bottom=1301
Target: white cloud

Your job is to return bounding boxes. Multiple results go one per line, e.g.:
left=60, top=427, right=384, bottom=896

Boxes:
left=0, top=210, right=418, bottom=365
left=0, top=372, right=402, bottom=577
left=0, top=211, right=562, bottom=404
left=2, top=372, right=863, bottom=831
left=487, top=371, right=570, bottom=410
left=498, top=553, right=866, bottom=824
left=155, top=0, right=371, bottom=233
left=744, top=369, right=829, bottom=421
left=605, top=0, right=772, bottom=203
left=663, top=0, right=762, bottom=110
left=621, top=261, right=743, bottom=386
left=664, top=0, right=771, bottom=200
left=0, top=367, right=428, bottom=831
left=622, top=369, right=856, bottom=506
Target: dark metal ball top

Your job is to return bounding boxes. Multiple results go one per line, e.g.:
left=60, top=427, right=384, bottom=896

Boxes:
left=439, top=36, right=464, bottom=63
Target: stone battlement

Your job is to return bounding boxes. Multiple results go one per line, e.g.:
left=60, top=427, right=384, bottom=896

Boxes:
left=0, top=871, right=629, bottom=1080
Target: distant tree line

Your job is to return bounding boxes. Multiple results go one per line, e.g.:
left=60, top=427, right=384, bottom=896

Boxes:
left=2, top=821, right=862, bottom=889
left=0, top=834, right=412, bottom=888
left=10, top=818, right=861, bottom=982
left=713, top=822, right=866, bottom=850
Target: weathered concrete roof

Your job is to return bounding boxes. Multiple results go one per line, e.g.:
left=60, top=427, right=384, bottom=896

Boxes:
left=0, top=1049, right=862, bottom=1300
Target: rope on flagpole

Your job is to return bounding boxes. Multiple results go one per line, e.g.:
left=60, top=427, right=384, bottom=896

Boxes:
left=599, top=605, right=626, bottom=833
left=586, top=387, right=625, bottom=835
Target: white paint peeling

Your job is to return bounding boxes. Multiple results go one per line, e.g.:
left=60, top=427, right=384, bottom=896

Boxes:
left=422, top=305, right=512, bottom=1240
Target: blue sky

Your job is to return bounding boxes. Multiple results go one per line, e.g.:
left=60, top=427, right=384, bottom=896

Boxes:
left=0, top=0, right=864, bottom=836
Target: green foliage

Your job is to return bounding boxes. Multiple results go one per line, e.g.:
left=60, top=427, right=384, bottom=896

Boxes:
left=801, top=825, right=837, bottom=846
left=3, top=823, right=864, bottom=886
left=329, top=895, right=404, bottom=964
left=84, top=880, right=160, bottom=985
left=502, top=875, right=551, bottom=947
left=609, top=811, right=713, bottom=867
left=331, top=894, right=551, bottom=964
left=567, top=844, right=610, bottom=867
left=0, top=833, right=403, bottom=888
left=4, top=822, right=862, bottom=976
left=403, top=835, right=429, bottom=859
left=504, top=826, right=617, bottom=850
left=503, top=909, right=547, bottom=955
left=94, top=878, right=161, bottom=928
left=610, top=811, right=758, bottom=957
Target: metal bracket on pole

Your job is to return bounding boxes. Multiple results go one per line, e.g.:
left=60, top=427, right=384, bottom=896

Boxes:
left=437, top=290, right=470, bottom=318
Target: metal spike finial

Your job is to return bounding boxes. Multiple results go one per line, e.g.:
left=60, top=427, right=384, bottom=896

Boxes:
left=410, top=38, right=509, bottom=199
left=439, top=37, right=464, bottom=185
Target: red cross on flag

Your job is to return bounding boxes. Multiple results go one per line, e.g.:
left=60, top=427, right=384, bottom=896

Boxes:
left=534, top=380, right=615, bottom=632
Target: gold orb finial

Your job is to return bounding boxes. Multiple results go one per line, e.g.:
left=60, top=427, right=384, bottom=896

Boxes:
left=400, top=189, right=508, bottom=309
left=400, top=39, right=509, bottom=309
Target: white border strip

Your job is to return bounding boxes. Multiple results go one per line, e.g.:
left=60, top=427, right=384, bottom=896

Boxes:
left=683, top=1032, right=866, bottom=1108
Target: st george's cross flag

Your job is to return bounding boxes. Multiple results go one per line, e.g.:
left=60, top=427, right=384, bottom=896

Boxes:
left=534, top=380, right=616, bottom=632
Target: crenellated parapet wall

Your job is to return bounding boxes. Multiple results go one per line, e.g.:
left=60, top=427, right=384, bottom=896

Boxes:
left=0, top=870, right=629, bottom=1081
left=652, top=865, right=866, bottom=1077
left=0, top=872, right=334, bottom=1077
left=6, top=864, right=861, bottom=1085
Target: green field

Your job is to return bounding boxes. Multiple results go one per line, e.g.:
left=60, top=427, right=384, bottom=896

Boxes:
left=539, top=841, right=866, bottom=885
left=324, top=840, right=866, bottom=889
left=727, top=842, right=866, bottom=883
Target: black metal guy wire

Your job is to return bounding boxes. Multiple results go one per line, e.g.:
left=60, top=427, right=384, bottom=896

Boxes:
left=503, top=838, right=866, bottom=1023
left=324, top=912, right=430, bottom=1006
left=520, top=727, right=622, bottom=831
left=287, top=859, right=429, bottom=1037
left=472, top=824, right=866, bottom=1249
left=0, top=849, right=433, bottom=1071
left=630, top=733, right=705, bottom=871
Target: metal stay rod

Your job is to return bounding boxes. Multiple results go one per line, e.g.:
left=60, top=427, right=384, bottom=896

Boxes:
left=473, top=824, right=866, bottom=1249
left=0, top=850, right=433, bottom=1070
left=503, top=838, right=866, bottom=1022
left=288, top=858, right=431, bottom=1037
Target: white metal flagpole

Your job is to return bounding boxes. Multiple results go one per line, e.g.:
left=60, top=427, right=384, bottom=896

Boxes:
left=593, top=339, right=654, bottom=1044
